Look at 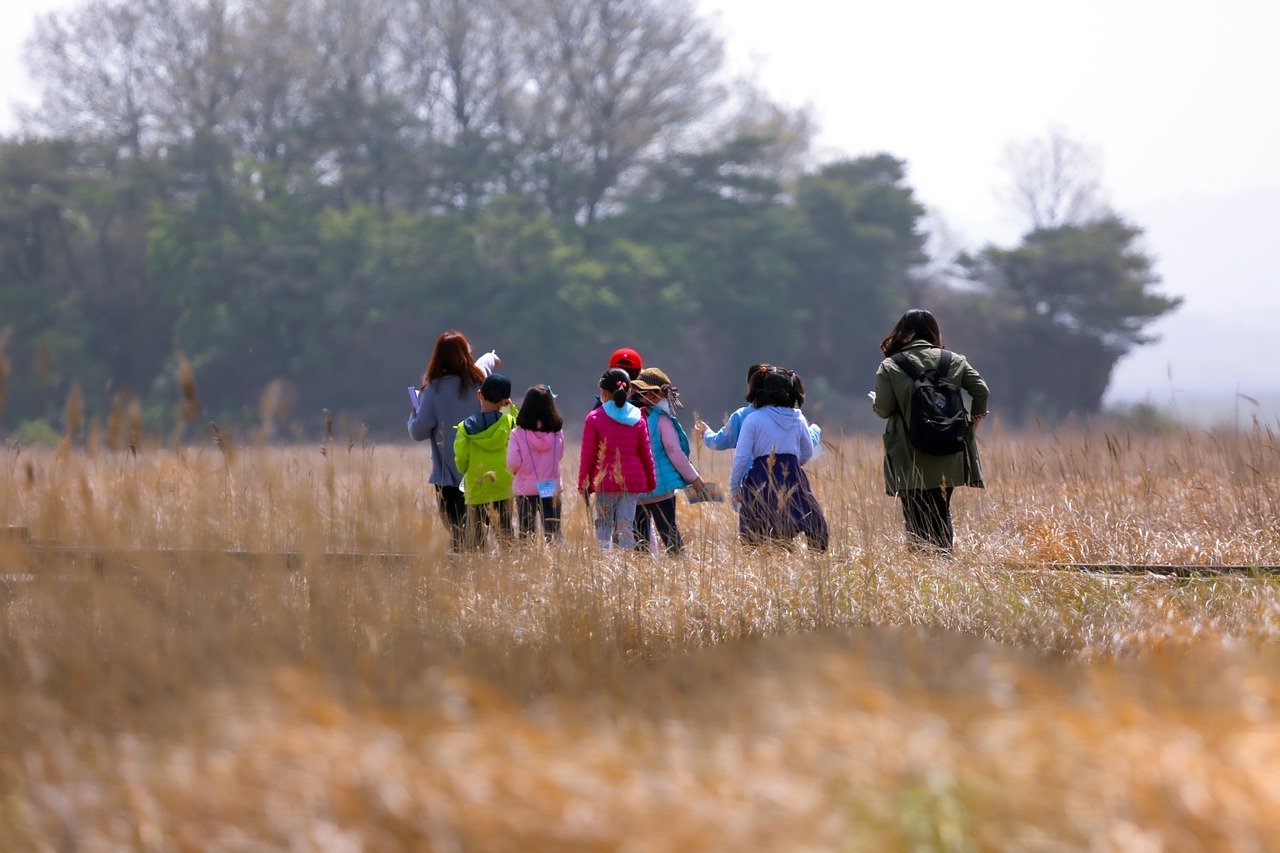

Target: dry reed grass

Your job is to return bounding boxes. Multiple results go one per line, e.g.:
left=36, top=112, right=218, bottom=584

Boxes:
left=2, top=423, right=1280, bottom=849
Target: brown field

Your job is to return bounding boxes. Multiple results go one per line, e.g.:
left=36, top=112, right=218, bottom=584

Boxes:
left=3, top=423, right=1280, bottom=849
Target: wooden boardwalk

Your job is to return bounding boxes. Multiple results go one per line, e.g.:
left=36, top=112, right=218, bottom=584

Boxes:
left=1, top=526, right=420, bottom=583
left=4, top=527, right=1279, bottom=580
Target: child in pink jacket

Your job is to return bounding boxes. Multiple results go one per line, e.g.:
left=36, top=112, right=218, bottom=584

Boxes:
left=578, top=368, right=657, bottom=550
left=506, top=385, right=566, bottom=541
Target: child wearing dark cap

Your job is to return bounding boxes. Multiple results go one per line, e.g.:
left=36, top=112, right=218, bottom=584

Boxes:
left=453, top=373, right=517, bottom=548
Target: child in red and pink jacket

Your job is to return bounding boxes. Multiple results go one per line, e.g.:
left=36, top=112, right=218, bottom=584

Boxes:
left=506, top=385, right=566, bottom=542
left=578, top=368, right=656, bottom=550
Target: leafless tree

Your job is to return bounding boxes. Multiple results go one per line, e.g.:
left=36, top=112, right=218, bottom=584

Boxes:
left=142, top=0, right=245, bottom=145
left=706, top=78, right=815, bottom=184
left=395, top=0, right=525, bottom=207
left=511, top=0, right=724, bottom=222
left=23, top=0, right=729, bottom=217
left=999, top=126, right=1107, bottom=230
left=229, top=0, right=327, bottom=174
left=23, top=0, right=156, bottom=160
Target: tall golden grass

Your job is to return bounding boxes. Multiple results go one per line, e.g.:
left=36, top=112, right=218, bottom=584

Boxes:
left=2, top=423, right=1280, bottom=848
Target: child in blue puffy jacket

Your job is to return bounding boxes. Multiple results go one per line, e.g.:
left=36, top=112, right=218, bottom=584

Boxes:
left=629, top=367, right=706, bottom=555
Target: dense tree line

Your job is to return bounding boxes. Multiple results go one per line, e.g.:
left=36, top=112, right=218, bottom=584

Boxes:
left=0, top=0, right=1179, bottom=440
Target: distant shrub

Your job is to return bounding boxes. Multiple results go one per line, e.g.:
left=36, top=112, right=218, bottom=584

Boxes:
left=1097, top=402, right=1180, bottom=434
left=10, top=419, right=62, bottom=446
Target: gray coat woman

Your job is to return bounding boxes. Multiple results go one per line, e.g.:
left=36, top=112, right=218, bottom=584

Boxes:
left=408, top=331, right=499, bottom=549
left=872, top=310, right=988, bottom=553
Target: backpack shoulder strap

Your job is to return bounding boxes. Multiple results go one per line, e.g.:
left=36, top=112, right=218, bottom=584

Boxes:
left=937, top=349, right=953, bottom=377
left=890, top=352, right=924, bottom=381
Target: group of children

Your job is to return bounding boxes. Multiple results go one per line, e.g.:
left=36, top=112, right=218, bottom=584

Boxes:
left=414, top=310, right=989, bottom=558
left=410, top=334, right=828, bottom=554
left=450, top=373, right=566, bottom=549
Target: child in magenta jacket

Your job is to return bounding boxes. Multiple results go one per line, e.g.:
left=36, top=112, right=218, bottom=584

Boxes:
left=578, top=368, right=656, bottom=550
left=506, top=385, right=565, bottom=542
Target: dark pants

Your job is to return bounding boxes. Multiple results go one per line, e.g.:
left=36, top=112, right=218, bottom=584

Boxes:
left=900, top=487, right=954, bottom=552
left=463, top=499, right=513, bottom=549
left=516, top=494, right=562, bottom=541
left=738, top=454, right=828, bottom=551
left=634, top=496, right=683, bottom=554
left=435, top=485, right=468, bottom=551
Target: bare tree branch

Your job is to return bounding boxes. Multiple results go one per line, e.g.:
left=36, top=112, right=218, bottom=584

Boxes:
left=999, top=126, right=1106, bottom=230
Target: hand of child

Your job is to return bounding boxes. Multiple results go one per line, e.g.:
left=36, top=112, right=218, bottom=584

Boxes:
left=694, top=419, right=710, bottom=434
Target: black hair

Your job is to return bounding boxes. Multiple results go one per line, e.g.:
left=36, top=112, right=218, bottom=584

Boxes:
left=789, top=370, right=805, bottom=407
left=749, top=367, right=804, bottom=408
left=516, top=385, right=563, bottom=432
left=599, top=368, right=632, bottom=407
left=880, top=309, right=943, bottom=356
left=744, top=363, right=771, bottom=405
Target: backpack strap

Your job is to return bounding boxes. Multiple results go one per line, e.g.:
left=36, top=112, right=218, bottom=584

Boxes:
left=891, top=352, right=924, bottom=381
left=893, top=348, right=952, bottom=379
left=937, top=349, right=953, bottom=378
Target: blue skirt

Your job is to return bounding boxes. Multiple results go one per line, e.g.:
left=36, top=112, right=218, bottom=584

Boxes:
left=738, top=454, right=828, bottom=550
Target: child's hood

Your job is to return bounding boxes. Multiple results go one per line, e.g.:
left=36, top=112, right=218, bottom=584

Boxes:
left=518, top=428, right=561, bottom=453
left=602, top=400, right=642, bottom=426
left=756, top=405, right=805, bottom=430
left=460, top=410, right=516, bottom=449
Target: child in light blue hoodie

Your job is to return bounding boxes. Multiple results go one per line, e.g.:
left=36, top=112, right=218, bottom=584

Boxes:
left=729, top=367, right=828, bottom=551
left=696, top=363, right=821, bottom=452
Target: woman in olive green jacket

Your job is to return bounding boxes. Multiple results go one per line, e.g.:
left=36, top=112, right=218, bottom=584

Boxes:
left=872, top=309, right=989, bottom=553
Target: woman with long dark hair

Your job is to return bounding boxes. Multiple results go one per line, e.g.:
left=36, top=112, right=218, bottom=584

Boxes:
left=873, top=309, right=988, bottom=554
left=408, top=330, right=500, bottom=550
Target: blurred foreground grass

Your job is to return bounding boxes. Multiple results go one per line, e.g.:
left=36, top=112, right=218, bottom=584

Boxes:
left=2, top=424, right=1280, bottom=848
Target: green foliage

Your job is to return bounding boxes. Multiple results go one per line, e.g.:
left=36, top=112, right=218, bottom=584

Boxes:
left=0, top=2, right=1180, bottom=433
left=967, top=216, right=1180, bottom=348
left=1098, top=402, right=1180, bottom=435
left=951, top=216, right=1181, bottom=420
left=9, top=419, right=62, bottom=446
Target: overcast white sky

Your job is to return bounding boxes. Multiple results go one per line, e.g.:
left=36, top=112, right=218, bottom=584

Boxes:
left=3, top=0, right=1279, bottom=419
left=692, top=0, right=1280, bottom=419
left=699, top=0, right=1280, bottom=236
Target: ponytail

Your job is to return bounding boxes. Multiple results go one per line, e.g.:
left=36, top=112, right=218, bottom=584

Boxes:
left=787, top=369, right=805, bottom=408
left=599, top=368, right=632, bottom=407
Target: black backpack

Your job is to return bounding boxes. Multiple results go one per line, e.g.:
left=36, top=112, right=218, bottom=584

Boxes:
left=891, top=349, right=967, bottom=455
